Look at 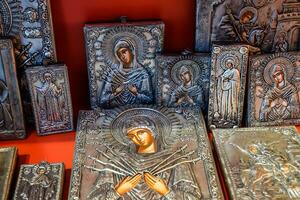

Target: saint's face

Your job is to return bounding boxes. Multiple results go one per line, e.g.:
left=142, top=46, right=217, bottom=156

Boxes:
left=226, top=62, right=234, bottom=69
left=127, top=127, right=154, bottom=148
left=44, top=73, right=52, bottom=83
left=273, top=72, right=284, bottom=84
left=240, top=13, right=253, bottom=24
left=180, top=71, right=192, bottom=84
left=117, top=47, right=133, bottom=66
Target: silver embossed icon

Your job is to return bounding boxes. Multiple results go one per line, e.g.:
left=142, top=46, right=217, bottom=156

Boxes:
left=213, top=126, right=300, bottom=200
left=156, top=53, right=211, bottom=111
left=195, top=0, right=300, bottom=52
left=14, top=161, right=64, bottom=200
left=0, top=39, right=25, bottom=140
left=0, top=0, right=57, bottom=66
left=68, top=106, right=223, bottom=200
left=208, top=44, right=251, bottom=129
left=26, top=65, right=73, bottom=135
left=0, top=147, right=17, bottom=200
left=247, top=52, right=300, bottom=127
left=84, top=21, right=164, bottom=109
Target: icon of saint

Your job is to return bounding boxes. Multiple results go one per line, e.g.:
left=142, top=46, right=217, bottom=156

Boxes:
left=99, top=39, right=153, bottom=108
left=36, top=72, right=63, bottom=124
left=215, top=59, right=240, bottom=122
left=19, top=164, right=57, bottom=199
left=259, top=64, right=300, bottom=121
left=0, top=80, right=12, bottom=130
left=169, top=65, right=203, bottom=107
left=87, top=120, right=202, bottom=200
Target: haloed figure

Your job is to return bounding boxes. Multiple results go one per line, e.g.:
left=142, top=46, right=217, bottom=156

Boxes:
left=100, top=39, right=153, bottom=108
left=36, top=72, right=63, bottom=123
left=87, top=124, right=202, bottom=200
left=216, top=59, right=240, bottom=122
left=260, top=64, right=300, bottom=121
left=169, top=65, right=203, bottom=107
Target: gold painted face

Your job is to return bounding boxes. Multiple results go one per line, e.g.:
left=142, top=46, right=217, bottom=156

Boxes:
left=127, top=127, right=154, bottom=148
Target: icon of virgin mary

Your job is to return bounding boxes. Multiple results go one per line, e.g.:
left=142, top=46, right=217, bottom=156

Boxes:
left=99, top=38, right=153, bottom=108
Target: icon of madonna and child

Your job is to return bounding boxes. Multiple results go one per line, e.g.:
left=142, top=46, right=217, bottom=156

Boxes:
left=99, top=38, right=154, bottom=108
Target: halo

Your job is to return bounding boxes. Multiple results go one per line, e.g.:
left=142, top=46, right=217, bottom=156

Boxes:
left=263, top=56, right=295, bottom=85
left=110, top=108, right=172, bottom=146
left=0, top=0, right=22, bottom=36
left=239, top=6, right=258, bottom=24
left=99, top=26, right=150, bottom=67
left=220, top=54, right=240, bottom=71
left=171, top=60, right=201, bottom=85
left=33, top=162, right=51, bottom=175
left=38, top=69, right=56, bottom=82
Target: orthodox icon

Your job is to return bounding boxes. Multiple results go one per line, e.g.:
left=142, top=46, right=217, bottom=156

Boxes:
left=196, top=0, right=300, bottom=52
left=84, top=21, right=164, bottom=108
left=26, top=65, right=73, bottom=135
left=213, top=126, right=300, bottom=200
left=0, top=39, right=25, bottom=140
left=0, top=0, right=57, bottom=66
left=69, top=106, right=224, bottom=200
left=247, top=52, right=300, bottom=126
left=156, top=53, right=210, bottom=112
left=208, top=44, right=250, bottom=129
left=0, top=147, right=17, bottom=200
left=14, top=161, right=64, bottom=200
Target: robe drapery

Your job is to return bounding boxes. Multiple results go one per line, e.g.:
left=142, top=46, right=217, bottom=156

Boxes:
left=218, top=68, right=240, bottom=121
left=169, top=84, right=203, bottom=108
left=99, top=39, right=153, bottom=108
left=36, top=81, right=63, bottom=123
left=259, top=81, right=300, bottom=121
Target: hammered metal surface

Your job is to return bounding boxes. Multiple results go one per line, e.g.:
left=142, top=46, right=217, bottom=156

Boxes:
left=207, top=44, right=250, bottom=129
left=0, top=147, right=17, bottom=200
left=0, top=39, right=25, bottom=140
left=195, top=0, right=300, bottom=53
left=14, top=161, right=64, bottom=200
left=68, top=106, right=223, bottom=200
left=213, top=126, right=300, bottom=200
left=247, top=52, right=300, bottom=127
left=156, top=53, right=211, bottom=112
left=84, top=21, right=164, bottom=109
left=26, top=65, right=73, bottom=135
left=0, top=0, right=57, bottom=66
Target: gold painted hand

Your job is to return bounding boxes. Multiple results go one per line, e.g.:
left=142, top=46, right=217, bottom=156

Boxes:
left=128, top=85, right=138, bottom=95
left=144, top=172, right=170, bottom=196
left=115, top=174, right=142, bottom=196
left=113, top=85, right=124, bottom=96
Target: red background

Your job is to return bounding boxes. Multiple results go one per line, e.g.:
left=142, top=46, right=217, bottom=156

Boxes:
left=0, top=0, right=299, bottom=199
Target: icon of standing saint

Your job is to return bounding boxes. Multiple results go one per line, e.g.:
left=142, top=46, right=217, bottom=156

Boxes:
left=214, top=59, right=241, bottom=123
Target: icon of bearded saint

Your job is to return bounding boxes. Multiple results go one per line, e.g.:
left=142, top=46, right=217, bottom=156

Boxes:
left=85, top=115, right=203, bottom=200
left=259, top=64, right=300, bottom=121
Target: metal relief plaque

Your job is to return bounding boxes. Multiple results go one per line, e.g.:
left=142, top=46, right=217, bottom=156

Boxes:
left=26, top=65, right=73, bottom=135
left=0, top=0, right=57, bottom=66
left=0, top=147, right=17, bottom=200
left=208, top=44, right=250, bottom=129
left=14, top=161, right=64, bottom=200
left=0, top=39, right=25, bottom=140
left=247, top=52, right=300, bottom=126
left=156, top=53, right=211, bottom=112
left=84, top=21, right=164, bottom=109
left=195, top=0, right=300, bottom=52
left=213, top=126, right=300, bottom=200
left=69, top=106, right=224, bottom=200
